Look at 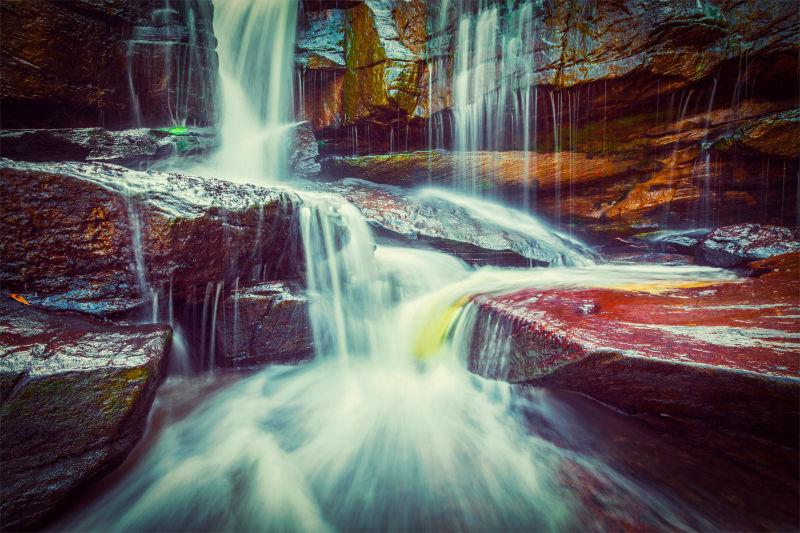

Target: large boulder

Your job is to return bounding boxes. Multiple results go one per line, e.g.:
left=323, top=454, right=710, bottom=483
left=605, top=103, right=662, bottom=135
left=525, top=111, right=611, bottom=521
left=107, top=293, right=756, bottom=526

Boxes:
left=218, top=282, right=313, bottom=368
left=695, top=223, right=800, bottom=268
left=0, top=127, right=216, bottom=167
left=315, top=178, right=596, bottom=266
left=0, top=298, right=171, bottom=530
left=464, top=253, right=800, bottom=445
left=0, top=159, right=302, bottom=317
left=297, top=0, right=428, bottom=151
left=0, top=0, right=217, bottom=128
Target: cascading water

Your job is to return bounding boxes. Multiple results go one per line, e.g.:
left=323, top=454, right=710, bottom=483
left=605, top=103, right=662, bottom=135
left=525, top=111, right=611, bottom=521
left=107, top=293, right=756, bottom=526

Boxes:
left=450, top=1, right=538, bottom=200
left=201, top=0, right=299, bottom=181
left=57, top=1, right=780, bottom=531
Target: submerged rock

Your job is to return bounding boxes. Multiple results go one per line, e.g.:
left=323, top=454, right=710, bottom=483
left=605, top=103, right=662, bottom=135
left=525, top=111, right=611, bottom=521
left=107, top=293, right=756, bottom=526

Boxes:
left=467, top=253, right=800, bottom=445
left=0, top=159, right=302, bottom=317
left=317, top=178, right=596, bottom=266
left=219, top=282, right=313, bottom=368
left=695, top=223, right=800, bottom=268
left=0, top=127, right=216, bottom=167
left=0, top=298, right=171, bottom=530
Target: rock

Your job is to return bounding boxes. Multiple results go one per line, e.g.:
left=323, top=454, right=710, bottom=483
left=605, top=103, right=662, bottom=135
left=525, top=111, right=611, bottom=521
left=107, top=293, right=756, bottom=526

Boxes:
left=289, top=122, right=321, bottom=179
left=633, top=228, right=711, bottom=255
left=316, top=178, right=596, bottom=266
left=321, top=149, right=640, bottom=191
left=219, top=282, right=313, bottom=368
left=466, top=253, right=800, bottom=445
left=0, top=298, right=171, bottom=530
left=297, top=0, right=427, bottom=139
left=0, top=0, right=217, bottom=128
left=0, top=159, right=302, bottom=317
left=0, top=127, right=216, bottom=167
left=733, top=108, right=800, bottom=159
left=342, top=1, right=425, bottom=125
left=695, top=223, right=800, bottom=268
left=297, top=9, right=347, bottom=69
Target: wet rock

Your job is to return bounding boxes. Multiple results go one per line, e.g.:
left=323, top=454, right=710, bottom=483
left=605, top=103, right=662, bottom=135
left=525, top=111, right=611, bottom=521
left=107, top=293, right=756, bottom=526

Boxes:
left=0, top=0, right=217, bottom=128
left=0, top=127, right=216, bottom=167
left=0, top=298, right=171, bottom=530
left=297, top=9, right=347, bottom=69
left=321, top=150, right=640, bottom=190
left=733, top=108, right=800, bottom=159
left=342, top=1, right=425, bottom=124
left=297, top=0, right=427, bottom=136
left=467, top=253, right=800, bottom=445
left=316, top=178, right=596, bottom=266
left=219, top=282, right=312, bottom=368
left=695, top=223, right=800, bottom=268
left=633, top=228, right=710, bottom=255
left=289, top=122, right=321, bottom=179
left=0, top=159, right=302, bottom=317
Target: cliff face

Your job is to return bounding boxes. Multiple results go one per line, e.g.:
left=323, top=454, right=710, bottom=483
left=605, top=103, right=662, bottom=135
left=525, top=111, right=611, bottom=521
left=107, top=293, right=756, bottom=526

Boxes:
left=298, top=0, right=798, bottom=234
left=0, top=0, right=218, bottom=128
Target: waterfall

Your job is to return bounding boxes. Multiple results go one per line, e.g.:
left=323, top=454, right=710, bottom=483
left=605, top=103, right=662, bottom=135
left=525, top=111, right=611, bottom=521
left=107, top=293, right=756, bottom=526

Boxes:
left=451, top=1, right=538, bottom=201
left=205, top=0, right=299, bottom=181
left=298, top=193, right=389, bottom=361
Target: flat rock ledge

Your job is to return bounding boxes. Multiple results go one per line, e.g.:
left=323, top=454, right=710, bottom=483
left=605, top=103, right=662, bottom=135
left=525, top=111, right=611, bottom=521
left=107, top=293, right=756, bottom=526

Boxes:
left=0, top=159, right=303, bottom=317
left=0, top=298, right=171, bottom=530
left=467, top=253, right=800, bottom=445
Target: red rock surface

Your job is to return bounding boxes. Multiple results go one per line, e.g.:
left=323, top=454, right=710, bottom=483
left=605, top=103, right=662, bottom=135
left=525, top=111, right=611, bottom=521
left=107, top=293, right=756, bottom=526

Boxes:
left=468, top=253, right=800, bottom=444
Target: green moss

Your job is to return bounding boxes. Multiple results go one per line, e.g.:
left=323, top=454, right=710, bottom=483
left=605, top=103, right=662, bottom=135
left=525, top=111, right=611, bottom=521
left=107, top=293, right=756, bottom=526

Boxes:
left=158, top=126, right=191, bottom=136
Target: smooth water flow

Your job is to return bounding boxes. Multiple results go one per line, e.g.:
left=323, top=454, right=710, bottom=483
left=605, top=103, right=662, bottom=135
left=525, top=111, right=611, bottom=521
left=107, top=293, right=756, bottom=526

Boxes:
left=59, top=1, right=768, bottom=531
left=451, top=1, right=538, bottom=197
left=203, top=0, right=299, bottom=181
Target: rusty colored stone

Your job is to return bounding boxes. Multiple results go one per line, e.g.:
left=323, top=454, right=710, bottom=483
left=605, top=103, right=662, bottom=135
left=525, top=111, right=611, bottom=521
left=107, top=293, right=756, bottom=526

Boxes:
left=468, top=252, right=800, bottom=444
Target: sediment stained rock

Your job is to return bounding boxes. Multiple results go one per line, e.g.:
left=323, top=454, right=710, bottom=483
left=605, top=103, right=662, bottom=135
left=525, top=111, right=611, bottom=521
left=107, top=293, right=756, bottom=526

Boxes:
left=0, top=298, right=171, bottom=530
left=467, top=253, right=800, bottom=445
left=0, top=159, right=302, bottom=316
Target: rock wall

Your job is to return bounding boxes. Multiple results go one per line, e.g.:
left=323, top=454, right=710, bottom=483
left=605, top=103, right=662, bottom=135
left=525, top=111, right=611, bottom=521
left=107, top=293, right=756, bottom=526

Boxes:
left=0, top=0, right=217, bottom=128
left=297, top=0, right=799, bottom=234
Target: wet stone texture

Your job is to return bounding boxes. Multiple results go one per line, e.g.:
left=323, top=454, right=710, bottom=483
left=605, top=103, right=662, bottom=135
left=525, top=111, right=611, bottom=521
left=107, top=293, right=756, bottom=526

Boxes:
left=0, top=159, right=303, bottom=317
left=0, top=0, right=217, bottom=128
left=695, top=223, right=800, bottom=268
left=316, top=178, right=595, bottom=266
left=219, top=282, right=313, bottom=368
left=0, top=298, right=171, bottom=531
left=468, top=253, right=800, bottom=445
left=0, top=127, right=216, bottom=167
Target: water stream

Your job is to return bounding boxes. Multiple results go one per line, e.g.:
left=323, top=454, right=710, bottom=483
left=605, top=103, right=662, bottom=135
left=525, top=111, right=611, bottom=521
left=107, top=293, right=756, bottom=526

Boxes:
left=57, top=1, right=796, bottom=531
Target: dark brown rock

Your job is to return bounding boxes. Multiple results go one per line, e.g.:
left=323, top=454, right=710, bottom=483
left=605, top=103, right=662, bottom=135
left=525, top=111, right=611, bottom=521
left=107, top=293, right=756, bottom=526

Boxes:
left=0, top=297, right=171, bottom=530
left=0, top=159, right=302, bottom=317
left=0, top=0, right=217, bottom=128
left=0, top=127, right=216, bottom=167
left=219, top=282, right=313, bottom=368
